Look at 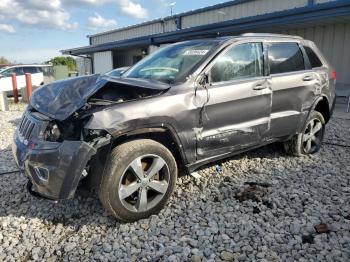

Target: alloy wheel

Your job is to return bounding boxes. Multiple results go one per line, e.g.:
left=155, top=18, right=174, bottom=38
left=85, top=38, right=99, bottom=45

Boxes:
left=302, top=118, right=324, bottom=154
left=118, top=154, right=170, bottom=213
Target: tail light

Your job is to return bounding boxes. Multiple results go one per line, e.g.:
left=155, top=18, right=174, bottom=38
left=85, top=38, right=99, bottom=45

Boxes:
left=331, top=70, right=337, bottom=81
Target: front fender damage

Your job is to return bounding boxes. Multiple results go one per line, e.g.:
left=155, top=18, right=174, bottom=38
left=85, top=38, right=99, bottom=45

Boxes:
left=27, top=76, right=170, bottom=199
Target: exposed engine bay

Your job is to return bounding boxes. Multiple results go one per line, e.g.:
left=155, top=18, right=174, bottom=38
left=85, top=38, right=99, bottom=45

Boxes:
left=29, top=77, right=167, bottom=144
left=30, top=74, right=169, bottom=122
left=87, top=81, right=165, bottom=106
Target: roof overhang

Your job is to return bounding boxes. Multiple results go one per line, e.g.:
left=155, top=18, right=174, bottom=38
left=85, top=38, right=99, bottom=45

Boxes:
left=62, top=0, right=350, bottom=56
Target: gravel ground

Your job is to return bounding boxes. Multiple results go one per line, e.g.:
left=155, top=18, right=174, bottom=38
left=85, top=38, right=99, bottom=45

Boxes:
left=0, top=104, right=349, bottom=261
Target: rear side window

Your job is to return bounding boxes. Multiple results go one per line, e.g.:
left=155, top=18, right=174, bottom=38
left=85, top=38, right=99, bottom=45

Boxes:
left=23, top=67, right=40, bottom=74
left=268, top=42, right=305, bottom=74
left=210, top=42, right=264, bottom=83
left=304, top=46, right=323, bottom=68
left=15, top=67, right=24, bottom=75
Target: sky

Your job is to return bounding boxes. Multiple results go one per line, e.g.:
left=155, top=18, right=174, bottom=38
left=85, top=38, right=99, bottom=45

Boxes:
left=0, top=0, right=225, bottom=64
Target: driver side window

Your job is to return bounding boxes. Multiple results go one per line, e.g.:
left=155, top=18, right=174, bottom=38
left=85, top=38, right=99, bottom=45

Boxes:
left=210, top=42, right=264, bottom=83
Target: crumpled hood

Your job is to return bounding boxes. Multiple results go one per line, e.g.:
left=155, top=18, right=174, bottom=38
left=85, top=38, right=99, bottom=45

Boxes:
left=30, top=74, right=170, bottom=121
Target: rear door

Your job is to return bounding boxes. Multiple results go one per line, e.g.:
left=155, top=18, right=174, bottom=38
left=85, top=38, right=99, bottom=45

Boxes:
left=267, top=42, right=320, bottom=138
left=196, top=41, right=272, bottom=158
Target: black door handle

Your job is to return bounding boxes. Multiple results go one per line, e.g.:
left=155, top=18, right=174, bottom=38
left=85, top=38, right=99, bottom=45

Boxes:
left=253, top=83, right=267, bottom=90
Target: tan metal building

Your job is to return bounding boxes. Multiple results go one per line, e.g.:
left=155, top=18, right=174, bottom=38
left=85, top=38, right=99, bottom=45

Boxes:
left=62, top=0, right=350, bottom=89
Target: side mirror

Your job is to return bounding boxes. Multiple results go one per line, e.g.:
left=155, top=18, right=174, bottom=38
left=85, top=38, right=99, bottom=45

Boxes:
left=194, top=73, right=211, bottom=107
left=198, top=73, right=209, bottom=86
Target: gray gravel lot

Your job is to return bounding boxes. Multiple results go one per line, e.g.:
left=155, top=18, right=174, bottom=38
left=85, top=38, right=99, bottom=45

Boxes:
left=0, top=104, right=349, bottom=261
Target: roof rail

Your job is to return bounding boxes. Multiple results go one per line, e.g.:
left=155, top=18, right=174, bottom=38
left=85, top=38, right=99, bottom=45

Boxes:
left=241, top=33, right=303, bottom=40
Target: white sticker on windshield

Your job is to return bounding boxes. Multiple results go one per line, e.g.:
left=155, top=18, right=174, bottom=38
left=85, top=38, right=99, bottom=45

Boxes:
left=183, top=50, right=209, bottom=56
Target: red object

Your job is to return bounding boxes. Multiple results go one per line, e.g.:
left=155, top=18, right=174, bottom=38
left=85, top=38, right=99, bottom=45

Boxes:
left=25, top=73, right=33, bottom=99
left=332, top=70, right=337, bottom=80
left=11, top=73, right=19, bottom=103
left=29, top=142, right=36, bottom=149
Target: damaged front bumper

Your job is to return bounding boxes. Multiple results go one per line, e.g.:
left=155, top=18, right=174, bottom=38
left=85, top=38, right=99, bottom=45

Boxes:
left=12, top=111, right=110, bottom=200
left=13, top=134, right=97, bottom=200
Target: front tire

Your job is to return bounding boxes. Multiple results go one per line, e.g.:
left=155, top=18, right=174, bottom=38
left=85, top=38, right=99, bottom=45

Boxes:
left=99, top=139, right=177, bottom=222
left=284, top=111, right=325, bottom=156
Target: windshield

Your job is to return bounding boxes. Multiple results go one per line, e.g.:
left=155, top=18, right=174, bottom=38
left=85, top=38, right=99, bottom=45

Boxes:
left=0, top=67, right=9, bottom=73
left=123, top=41, right=219, bottom=84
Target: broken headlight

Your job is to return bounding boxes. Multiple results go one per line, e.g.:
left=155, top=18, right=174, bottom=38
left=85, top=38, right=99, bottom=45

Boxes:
left=44, top=122, right=63, bottom=142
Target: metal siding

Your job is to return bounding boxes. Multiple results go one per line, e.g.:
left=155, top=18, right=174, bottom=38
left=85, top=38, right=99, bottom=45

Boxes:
left=314, top=26, right=324, bottom=47
left=305, top=27, right=315, bottom=40
left=93, top=51, right=113, bottom=74
left=76, top=57, right=92, bottom=75
left=341, top=22, right=350, bottom=85
left=90, top=21, right=171, bottom=45
left=283, top=22, right=350, bottom=85
left=87, top=0, right=347, bottom=46
left=332, top=23, right=345, bottom=80
left=181, top=0, right=308, bottom=28
left=323, top=24, right=335, bottom=64
left=90, top=0, right=311, bottom=43
left=164, top=20, right=176, bottom=32
left=315, top=0, right=337, bottom=4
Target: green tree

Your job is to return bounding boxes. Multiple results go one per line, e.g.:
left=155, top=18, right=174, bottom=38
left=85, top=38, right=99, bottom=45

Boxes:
left=46, top=56, right=77, bottom=71
left=0, top=56, right=10, bottom=64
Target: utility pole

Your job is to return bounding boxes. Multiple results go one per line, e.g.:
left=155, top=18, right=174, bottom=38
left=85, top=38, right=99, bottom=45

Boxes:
left=169, top=2, right=176, bottom=16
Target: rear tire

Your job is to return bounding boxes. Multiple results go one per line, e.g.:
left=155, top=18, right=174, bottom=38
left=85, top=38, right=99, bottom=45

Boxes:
left=98, top=139, right=177, bottom=222
left=284, top=111, right=325, bottom=156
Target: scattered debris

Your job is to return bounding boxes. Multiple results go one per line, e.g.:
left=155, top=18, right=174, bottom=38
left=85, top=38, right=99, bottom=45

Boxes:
left=215, top=165, right=223, bottom=174
left=190, top=172, right=202, bottom=179
left=314, top=223, right=330, bottom=234
left=302, top=234, right=314, bottom=244
left=235, top=182, right=272, bottom=203
left=244, top=181, right=272, bottom=188
left=140, top=223, right=150, bottom=230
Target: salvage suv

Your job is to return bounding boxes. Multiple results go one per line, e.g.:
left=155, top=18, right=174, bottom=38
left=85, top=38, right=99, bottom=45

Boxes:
left=13, top=34, right=335, bottom=222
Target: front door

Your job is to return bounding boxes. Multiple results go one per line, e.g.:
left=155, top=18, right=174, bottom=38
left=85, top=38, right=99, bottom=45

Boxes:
left=196, top=42, right=272, bottom=158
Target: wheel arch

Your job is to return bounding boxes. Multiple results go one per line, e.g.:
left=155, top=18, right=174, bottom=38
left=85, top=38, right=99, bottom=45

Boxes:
left=298, top=95, right=330, bottom=135
left=313, top=95, right=331, bottom=123
left=111, top=125, right=189, bottom=176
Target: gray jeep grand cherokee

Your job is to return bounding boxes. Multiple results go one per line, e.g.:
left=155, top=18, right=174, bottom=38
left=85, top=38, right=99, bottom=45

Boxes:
left=13, top=33, right=335, bottom=222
